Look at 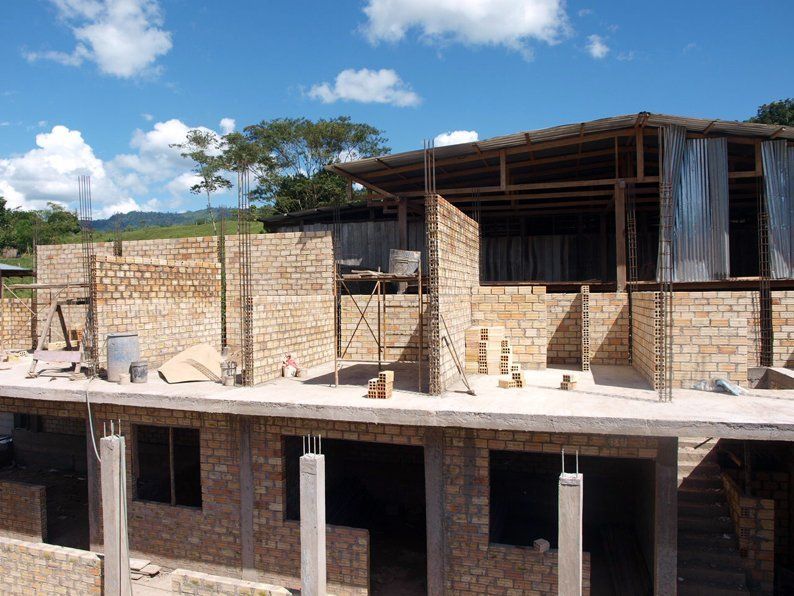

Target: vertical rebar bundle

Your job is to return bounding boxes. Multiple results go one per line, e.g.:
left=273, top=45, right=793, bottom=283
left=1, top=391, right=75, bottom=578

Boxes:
left=78, top=175, right=98, bottom=373
left=218, top=207, right=227, bottom=349
left=113, top=222, right=123, bottom=257
left=626, top=182, right=638, bottom=365
left=758, top=177, right=773, bottom=367
left=237, top=169, right=254, bottom=386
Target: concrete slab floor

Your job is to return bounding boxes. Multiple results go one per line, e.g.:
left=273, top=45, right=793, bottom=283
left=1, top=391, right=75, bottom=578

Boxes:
left=1, top=357, right=794, bottom=440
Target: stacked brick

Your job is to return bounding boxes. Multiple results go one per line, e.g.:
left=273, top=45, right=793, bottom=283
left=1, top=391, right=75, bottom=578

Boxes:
left=498, top=369, right=528, bottom=389
left=0, top=297, right=35, bottom=351
left=0, top=480, right=46, bottom=542
left=91, top=255, right=222, bottom=370
left=0, top=536, right=102, bottom=595
left=471, top=286, right=547, bottom=369
left=722, top=472, right=775, bottom=593
left=426, top=195, right=480, bottom=394
left=560, top=374, right=578, bottom=391
left=581, top=285, right=591, bottom=372
left=367, top=371, right=394, bottom=399
left=464, top=325, right=506, bottom=374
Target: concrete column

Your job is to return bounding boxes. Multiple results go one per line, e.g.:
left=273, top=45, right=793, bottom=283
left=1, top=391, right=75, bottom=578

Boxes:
left=239, top=417, right=256, bottom=580
left=558, top=472, right=583, bottom=596
left=424, top=428, right=445, bottom=596
left=654, top=437, right=678, bottom=596
left=86, top=419, right=102, bottom=551
left=300, top=453, right=326, bottom=596
left=100, top=434, right=131, bottom=596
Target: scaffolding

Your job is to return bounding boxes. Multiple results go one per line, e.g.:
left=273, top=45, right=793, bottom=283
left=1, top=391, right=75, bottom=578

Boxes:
left=333, top=265, right=424, bottom=392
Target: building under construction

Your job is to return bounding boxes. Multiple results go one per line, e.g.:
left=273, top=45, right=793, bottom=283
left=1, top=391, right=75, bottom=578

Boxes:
left=0, top=113, right=792, bottom=595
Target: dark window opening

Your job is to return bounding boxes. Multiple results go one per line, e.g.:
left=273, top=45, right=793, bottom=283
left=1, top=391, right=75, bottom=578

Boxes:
left=135, top=425, right=201, bottom=508
left=489, top=450, right=654, bottom=596
left=284, top=436, right=427, bottom=596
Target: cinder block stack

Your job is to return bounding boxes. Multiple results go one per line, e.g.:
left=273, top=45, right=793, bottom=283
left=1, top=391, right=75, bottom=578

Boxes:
left=465, top=326, right=513, bottom=375
left=498, top=369, right=527, bottom=389
left=367, top=370, right=394, bottom=399
left=560, top=373, right=577, bottom=391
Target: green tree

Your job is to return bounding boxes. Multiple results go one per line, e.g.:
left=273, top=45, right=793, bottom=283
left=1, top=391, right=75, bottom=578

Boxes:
left=241, top=116, right=389, bottom=214
left=748, top=99, right=794, bottom=126
left=171, top=129, right=231, bottom=234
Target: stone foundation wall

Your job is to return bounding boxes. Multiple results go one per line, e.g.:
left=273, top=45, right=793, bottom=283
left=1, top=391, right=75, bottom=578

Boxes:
left=471, top=286, right=547, bottom=369
left=0, top=536, right=102, bottom=595
left=426, top=195, right=480, bottom=393
left=0, top=480, right=46, bottom=542
left=339, top=294, right=428, bottom=364
left=722, top=472, right=775, bottom=594
left=0, top=297, right=35, bottom=351
left=91, top=255, right=222, bottom=369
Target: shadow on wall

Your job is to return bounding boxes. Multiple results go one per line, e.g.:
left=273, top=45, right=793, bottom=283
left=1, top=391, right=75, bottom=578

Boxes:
left=547, top=294, right=582, bottom=366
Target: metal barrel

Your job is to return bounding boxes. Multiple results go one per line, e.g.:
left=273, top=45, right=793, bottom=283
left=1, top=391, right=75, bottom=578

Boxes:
left=130, top=361, right=148, bottom=384
left=106, top=332, right=140, bottom=383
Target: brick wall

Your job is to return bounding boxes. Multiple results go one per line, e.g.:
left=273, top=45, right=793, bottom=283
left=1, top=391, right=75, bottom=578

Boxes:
left=0, top=536, right=102, bottom=595
left=251, top=294, right=335, bottom=384
left=339, top=294, right=428, bottom=363
left=0, top=297, right=35, bottom=350
left=722, top=472, right=775, bottom=594
left=91, top=255, right=221, bottom=370
left=40, top=415, right=85, bottom=435
left=122, top=236, right=218, bottom=262
left=443, top=429, right=658, bottom=594
left=0, top=480, right=46, bottom=542
left=747, top=469, right=790, bottom=568
left=631, top=292, right=661, bottom=389
left=171, top=568, right=290, bottom=595
left=547, top=293, right=581, bottom=365
left=471, top=286, right=547, bottom=369
left=590, top=293, right=630, bottom=365
left=773, top=290, right=794, bottom=368
left=426, top=195, right=480, bottom=394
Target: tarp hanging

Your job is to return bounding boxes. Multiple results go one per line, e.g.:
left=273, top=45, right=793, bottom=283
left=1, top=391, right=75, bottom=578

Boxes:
left=672, top=138, right=730, bottom=281
left=761, top=140, right=793, bottom=279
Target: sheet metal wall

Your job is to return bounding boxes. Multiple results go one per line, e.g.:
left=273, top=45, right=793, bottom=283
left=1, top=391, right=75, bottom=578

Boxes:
left=673, top=138, right=730, bottom=281
left=762, top=140, right=793, bottom=279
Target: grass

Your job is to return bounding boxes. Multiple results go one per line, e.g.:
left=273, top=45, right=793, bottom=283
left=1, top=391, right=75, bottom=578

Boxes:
left=61, top=219, right=264, bottom=243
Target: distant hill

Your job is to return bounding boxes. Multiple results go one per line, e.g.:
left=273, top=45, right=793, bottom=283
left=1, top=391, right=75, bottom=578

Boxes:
left=92, top=208, right=236, bottom=232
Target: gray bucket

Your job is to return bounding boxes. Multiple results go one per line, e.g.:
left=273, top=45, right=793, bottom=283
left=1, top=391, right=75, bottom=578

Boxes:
left=130, top=361, right=148, bottom=384
left=106, top=332, right=140, bottom=383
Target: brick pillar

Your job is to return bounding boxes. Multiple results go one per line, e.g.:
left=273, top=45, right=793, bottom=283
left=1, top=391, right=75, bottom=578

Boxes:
left=300, top=453, right=326, bottom=596
left=581, top=285, right=590, bottom=372
left=559, top=472, right=583, bottom=596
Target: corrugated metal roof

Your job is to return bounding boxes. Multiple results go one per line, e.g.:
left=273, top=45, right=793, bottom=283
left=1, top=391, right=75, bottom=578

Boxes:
left=331, top=112, right=793, bottom=178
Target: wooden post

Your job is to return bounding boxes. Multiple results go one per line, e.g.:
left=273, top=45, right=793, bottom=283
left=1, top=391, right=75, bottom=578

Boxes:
left=398, top=198, right=408, bottom=250
left=615, top=180, right=627, bottom=292
left=636, top=128, right=645, bottom=182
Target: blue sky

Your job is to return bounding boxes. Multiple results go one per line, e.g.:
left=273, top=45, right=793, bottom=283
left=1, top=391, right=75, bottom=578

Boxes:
left=1, top=0, right=792, bottom=217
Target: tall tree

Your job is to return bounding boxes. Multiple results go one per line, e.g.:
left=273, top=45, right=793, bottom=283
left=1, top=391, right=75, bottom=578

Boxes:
left=171, top=129, right=231, bottom=233
left=748, top=99, right=794, bottom=126
left=241, top=117, right=389, bottom=214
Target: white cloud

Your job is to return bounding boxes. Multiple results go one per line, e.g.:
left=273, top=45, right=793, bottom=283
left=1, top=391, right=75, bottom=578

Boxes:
left=0, top=125, right=132, bottom=213
left=434, top=130, right=479, bottom=146
left=0, top=118, right=232, bottom=218
left=586, top=34, right=609, bottom=59
left=617, top=50, right=635, bottom=62
left=309, top=68, right=421, bottom=107
left=142, top=113, right=154, bottom=121
left=362, top=0, right=570, bottom=59
left=577, top=8, right=593, bottom=17
left=25, top=0, right=173, bottom=78
left=219, top=118, right=235, bottom=135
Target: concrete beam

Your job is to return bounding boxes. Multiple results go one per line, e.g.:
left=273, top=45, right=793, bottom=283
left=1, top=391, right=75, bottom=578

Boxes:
left=558, top=472, right=583, bottom=596
left=654, top=437, right=678, bottom=596
left=100, top=434, right=131, bottom=596
left=300, top=453, right=326, bottom=596
left=424, top=428, right=445, bottom=596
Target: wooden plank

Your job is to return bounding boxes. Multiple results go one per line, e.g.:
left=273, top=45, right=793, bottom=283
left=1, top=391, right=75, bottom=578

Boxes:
left=615, top=181, right=627, bottom=291
left=33, top=350, right=82, bottom=363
